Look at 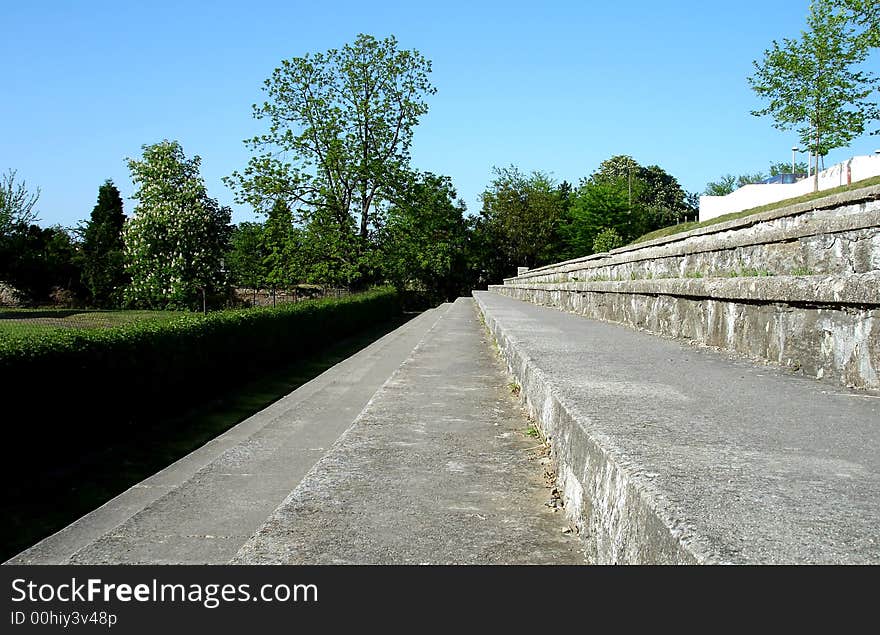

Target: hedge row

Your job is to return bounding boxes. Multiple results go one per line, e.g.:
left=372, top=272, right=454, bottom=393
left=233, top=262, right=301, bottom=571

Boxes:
left=1, top=287, right=400, bottom=461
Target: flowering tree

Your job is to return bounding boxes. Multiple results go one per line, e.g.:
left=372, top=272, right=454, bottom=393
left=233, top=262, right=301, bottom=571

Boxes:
left=0, top=169, right=40, bottom=236
left=123, top=140, right=232, bottom=309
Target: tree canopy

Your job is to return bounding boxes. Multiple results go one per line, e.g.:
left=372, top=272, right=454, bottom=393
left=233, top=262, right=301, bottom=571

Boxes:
left=748, top=0, right=879, bottom=190
left=226, top=221, right=267, bottom=297
left=262, top=199, right=301, bottom=293
left=556, top=155, right=695, bottom=259
left=474, top=166, right=568, bottom=281
left=588, top=155, right=695, bottom=230
left=225, top=33, right=436, bottom=285
left=832, top=0, right=879, bottom=47
left=380, top=172, right=471, bottom=301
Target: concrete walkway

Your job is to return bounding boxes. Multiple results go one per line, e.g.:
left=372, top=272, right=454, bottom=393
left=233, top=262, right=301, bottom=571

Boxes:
left=474, top=291, right=880, bottom=564
left=9, top=299, right=582, bottom=565
left=233, top=297, right=583, bottom=564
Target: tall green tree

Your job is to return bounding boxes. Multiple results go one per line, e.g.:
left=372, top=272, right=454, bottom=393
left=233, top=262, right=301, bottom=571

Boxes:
left=0, top=224, right=83, bottom=303
left=225, top=34, right=436, bottom=285
left=475, top=166, right=567, bottom=282
left=589, top=155, right=694, bottom=230
left=297, top=207, right=361, bottom=289
left=561, top=178, right=634, bottom=258
left=561, top=155, right=694, bottom=257
left=0, top=169, right=42, bottom=297
left=638, top=163, right=696, bottom=227
left=261, top=199, right=300, bottom=297
left=123, top=140, right=232, bottom=310
left=831, top=0, right=879, bottom=46
left=226, top=221, right=267, bottom=304
left=79, top=180, right=127, bottom=307
left=748, top=0, right=879, bottom=191
left=380, top=172, right=471, bottom=301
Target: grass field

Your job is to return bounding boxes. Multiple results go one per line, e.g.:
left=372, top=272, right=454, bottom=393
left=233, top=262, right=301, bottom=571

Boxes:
left=0, top=309, right=185, bottom=336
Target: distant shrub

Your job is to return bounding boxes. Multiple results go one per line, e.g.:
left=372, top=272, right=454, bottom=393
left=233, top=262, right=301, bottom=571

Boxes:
left=0, top=283, right=24, bottom=307
left=592, top=227, right=624, bottom=253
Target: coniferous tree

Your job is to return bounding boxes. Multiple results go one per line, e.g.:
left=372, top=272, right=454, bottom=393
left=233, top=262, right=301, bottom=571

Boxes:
left=227, top=222, right=267, bottom=304
left=80, top=180, right=127, bottom=307
left=262, top=199, right=301, bottom=297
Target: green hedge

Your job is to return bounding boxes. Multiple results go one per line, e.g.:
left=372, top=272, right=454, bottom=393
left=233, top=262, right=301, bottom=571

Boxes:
left=1, top=287, right=399, bottom=463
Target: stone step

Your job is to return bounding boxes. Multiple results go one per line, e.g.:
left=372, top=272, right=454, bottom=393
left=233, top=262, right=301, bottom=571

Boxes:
left=474, top=290, right=880, bottom=564
left=7, top=305, right=451, bottom=564
left=491, top=273, right=880, bottom=391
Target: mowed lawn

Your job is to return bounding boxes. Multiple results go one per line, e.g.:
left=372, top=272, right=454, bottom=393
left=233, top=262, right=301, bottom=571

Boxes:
left=0, top=309, right=186, bottom=336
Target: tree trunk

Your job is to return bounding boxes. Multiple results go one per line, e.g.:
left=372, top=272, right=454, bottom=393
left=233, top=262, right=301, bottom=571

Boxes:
left=360, top=199, right=369, bottom=241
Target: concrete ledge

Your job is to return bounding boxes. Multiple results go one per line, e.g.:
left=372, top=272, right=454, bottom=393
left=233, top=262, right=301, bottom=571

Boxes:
left=474, top=290, right=880, bottom=564
left=496, top=272, right=880, bottom=305
left=489, top=280, right=880, bottom=390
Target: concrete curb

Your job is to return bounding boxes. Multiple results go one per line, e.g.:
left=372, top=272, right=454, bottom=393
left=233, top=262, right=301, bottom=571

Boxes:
left=487, top=280, right=880, bottom=391
left=474, top=291, right=721, bottom=564
left=474, top=290, right=880, bottom=564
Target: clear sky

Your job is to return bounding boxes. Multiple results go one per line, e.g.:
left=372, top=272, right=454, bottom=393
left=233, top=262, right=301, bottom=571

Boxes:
left=3, top=0, right=878, bottom=228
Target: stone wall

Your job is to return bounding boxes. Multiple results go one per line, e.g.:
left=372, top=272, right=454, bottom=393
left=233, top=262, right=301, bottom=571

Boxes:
left=492, top=185, right=880, bottom=391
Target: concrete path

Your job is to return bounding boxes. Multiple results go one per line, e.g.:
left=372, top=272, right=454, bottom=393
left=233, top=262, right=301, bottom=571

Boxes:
left=474, top=291, right=880, bottom=564
left=9, top=305, right=449, bottom=564
left=233, top=298, right=584, bottom=564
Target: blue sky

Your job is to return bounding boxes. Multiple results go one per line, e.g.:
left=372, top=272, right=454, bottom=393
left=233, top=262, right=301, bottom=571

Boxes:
left=3, top=0, right=878, bottom=228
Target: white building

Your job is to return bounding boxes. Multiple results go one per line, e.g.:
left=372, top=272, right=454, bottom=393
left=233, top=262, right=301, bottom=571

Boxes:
left=699, top=153, right=880, bottom=222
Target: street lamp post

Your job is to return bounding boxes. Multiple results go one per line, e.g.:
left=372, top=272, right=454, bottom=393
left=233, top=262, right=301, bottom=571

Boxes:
left=792, top=146, right=799, bottom=175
